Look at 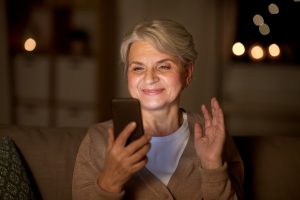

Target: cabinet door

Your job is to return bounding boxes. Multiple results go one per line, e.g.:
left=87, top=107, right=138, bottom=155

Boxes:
left=55, top=56, right=98, bottom=102
left=16, top=103, right=49, bottom=126
left=14, top=54, right=50, bottom=99
left=56, top=106, right=97, bottom=127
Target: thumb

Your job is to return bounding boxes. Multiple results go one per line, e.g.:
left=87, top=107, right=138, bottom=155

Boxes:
left=194, top=122, right=203, bottom=140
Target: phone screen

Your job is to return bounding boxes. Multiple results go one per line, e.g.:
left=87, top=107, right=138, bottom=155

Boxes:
left=112, top=98, right=144, bottom=145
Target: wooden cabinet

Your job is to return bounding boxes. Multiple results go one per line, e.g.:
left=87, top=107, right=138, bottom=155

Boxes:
left=54, top=56, right=98, bottom=127
left=14, top=54, right=51, bottom=126
left=7, top=1, right=118, bottom=127
left=16, top=103, right=50, bottom=126
left=13, top=54, right=99, bottom=127
left=14, top=54, right=50, bottom=99
left=56, top=106, right=96, bottom=127
left=55, top=56, right=97, bottom=102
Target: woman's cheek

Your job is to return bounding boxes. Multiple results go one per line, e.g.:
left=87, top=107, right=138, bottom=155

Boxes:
left=127, top=75, right=140, bottom=97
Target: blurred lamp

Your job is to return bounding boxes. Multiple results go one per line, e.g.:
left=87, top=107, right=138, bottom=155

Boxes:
left=249, top=45, right=264, bottom=60
left=268, top=43, right=280, bottom=57
left=253, top=14, right=264, bottom=26
left=268, top=3, right=279, bottom=14
left=24, top=38, right=36, bottom=51
left=232, top=42, right=245, bottom=56
left=259, top=23, right=270, bottom=35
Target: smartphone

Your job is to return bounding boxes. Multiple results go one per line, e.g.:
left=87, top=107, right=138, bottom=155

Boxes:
left=112, top=98, right=144, bottom=145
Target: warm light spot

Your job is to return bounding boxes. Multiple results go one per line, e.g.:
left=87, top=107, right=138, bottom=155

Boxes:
left=24, top=38, right=36, bottom=51
left=268, top=43, right=280, bottom=57
left=253, top=14, right=264, bottom=26
left=268, top=3, right=279, bottom=14
left=259, top=23, right=270, bottom=35
left=232, top=42, right=245, bottom=56
left=250, top=45, right=264, bottom=60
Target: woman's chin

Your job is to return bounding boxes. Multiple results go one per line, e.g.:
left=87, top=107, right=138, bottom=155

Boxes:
left=140, top=101, right=166, bottom=111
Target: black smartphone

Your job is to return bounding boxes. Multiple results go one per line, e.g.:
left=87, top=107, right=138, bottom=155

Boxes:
left=112, top=98, right=144, bottom=145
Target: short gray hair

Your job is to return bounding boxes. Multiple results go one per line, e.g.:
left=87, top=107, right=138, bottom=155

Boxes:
left=120, top=19, right=198, bottom=71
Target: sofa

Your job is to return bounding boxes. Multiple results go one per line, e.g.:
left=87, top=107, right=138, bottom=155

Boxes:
left=0, top=125, right=300, bottom=200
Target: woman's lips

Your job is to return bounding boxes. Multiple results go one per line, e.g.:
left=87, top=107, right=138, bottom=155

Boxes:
left=142, top=88, right=164, bottom=95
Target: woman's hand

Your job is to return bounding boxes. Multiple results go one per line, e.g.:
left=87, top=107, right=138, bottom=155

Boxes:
left=194, top=97, right=226, bottom=170
left=98, top=122, right=151, bottom=193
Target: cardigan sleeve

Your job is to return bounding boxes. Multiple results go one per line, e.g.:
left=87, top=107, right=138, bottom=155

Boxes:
left=187, top=112, right=244, bottom=199
left=72, top=123, right=125, bottom=200
left=199, top=135, right=244, bottom=200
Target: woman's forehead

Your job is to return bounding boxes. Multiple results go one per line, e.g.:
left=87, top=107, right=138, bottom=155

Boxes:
left=128, top=41, right=179, bottom=62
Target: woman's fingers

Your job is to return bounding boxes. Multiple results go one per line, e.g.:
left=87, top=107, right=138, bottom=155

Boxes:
left=114, top=122, right=137, bottom=147
left=110, top=123, right=151, bottom=167
left=126, top=134, right=151, bottom=155
left=115, top=137, right=150, bottom=175
left=127, top=141, right=151, bottom=166
left=211, top=98, right=217, bottom=126
left=130, top=157, right=148, bottom=173
left=101, top=123, right=150, bottom=193
left=200, top=97, right=225, bottom=136
left=194, top=122, right=204, bottom=138
left=201, top=104, right=212, bottom=129
left=211, top=98, right=225, bottom=129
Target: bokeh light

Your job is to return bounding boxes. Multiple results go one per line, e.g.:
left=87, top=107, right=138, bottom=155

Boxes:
left=268, top=3, right=279, bottom=14
left=232, top=42, right=245, bottom=56
left=268, top=43, right=280, bottom=57
left=249, top=45, right=264, bottom=60
left=24, top=38, right=36, bottom=51
left=259, top=23, right=270, bottom=35
left=253, top=14, right=264, bottom=26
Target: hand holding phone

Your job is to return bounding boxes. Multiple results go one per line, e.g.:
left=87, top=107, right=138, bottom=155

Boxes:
left=112, top=98, right=144, bottom=145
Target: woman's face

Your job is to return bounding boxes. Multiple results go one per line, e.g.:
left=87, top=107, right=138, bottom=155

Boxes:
left=127, top=40, right=192, bottom=112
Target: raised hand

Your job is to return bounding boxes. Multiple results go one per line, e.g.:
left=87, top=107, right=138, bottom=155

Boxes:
left=98, top=122, right=151, bottom=193
left=194, top=97, right=226, bottom=169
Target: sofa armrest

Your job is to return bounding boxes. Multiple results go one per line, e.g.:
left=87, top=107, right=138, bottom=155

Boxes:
left=234, top=135, right=300, bottom=200
left=0, top=125, right=87, bottom=200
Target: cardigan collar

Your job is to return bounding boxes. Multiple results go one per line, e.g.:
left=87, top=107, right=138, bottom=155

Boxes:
left=134, top=112, right=203, bottom=197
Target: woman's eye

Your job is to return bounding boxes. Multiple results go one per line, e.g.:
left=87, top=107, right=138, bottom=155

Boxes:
left=158, top=65, right=171, bottom=70
left=130, top=65, right=144, bottom=72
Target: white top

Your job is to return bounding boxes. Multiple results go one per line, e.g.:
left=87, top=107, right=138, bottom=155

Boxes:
left=146, top=112, right=189, bottom=185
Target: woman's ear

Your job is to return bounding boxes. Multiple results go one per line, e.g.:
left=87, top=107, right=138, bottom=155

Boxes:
left=185, top=63, right=194, bottom=88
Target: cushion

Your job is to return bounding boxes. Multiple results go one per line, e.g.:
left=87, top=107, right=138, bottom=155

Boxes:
left=0, top=136, right=36, bottom=200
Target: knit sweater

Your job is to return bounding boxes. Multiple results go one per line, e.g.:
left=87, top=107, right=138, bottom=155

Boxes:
left=72, top=112, right=244, bottom=200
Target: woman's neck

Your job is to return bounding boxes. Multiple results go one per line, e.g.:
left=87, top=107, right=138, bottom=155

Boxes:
left=142, top=107, right=182, bottom=137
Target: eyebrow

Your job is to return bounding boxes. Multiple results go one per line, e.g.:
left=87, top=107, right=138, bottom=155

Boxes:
left=157, top=59, right=175, bottom=64
left=129, top=58, right=176, bottom=66
left=128, top=61, right=144, bottom=66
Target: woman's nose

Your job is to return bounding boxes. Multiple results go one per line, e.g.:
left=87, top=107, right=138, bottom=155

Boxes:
left=144, top=69, right=159, bottom=84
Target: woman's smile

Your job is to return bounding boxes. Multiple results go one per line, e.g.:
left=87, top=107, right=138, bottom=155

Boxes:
left=141, top=88, right=165, bottom=96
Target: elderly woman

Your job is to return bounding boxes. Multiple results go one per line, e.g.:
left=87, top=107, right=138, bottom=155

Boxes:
left=72, top=19, right=244, bottom=200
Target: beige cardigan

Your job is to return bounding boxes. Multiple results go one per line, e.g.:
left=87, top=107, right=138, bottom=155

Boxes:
left=72, top=113, right=244, bottom=200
